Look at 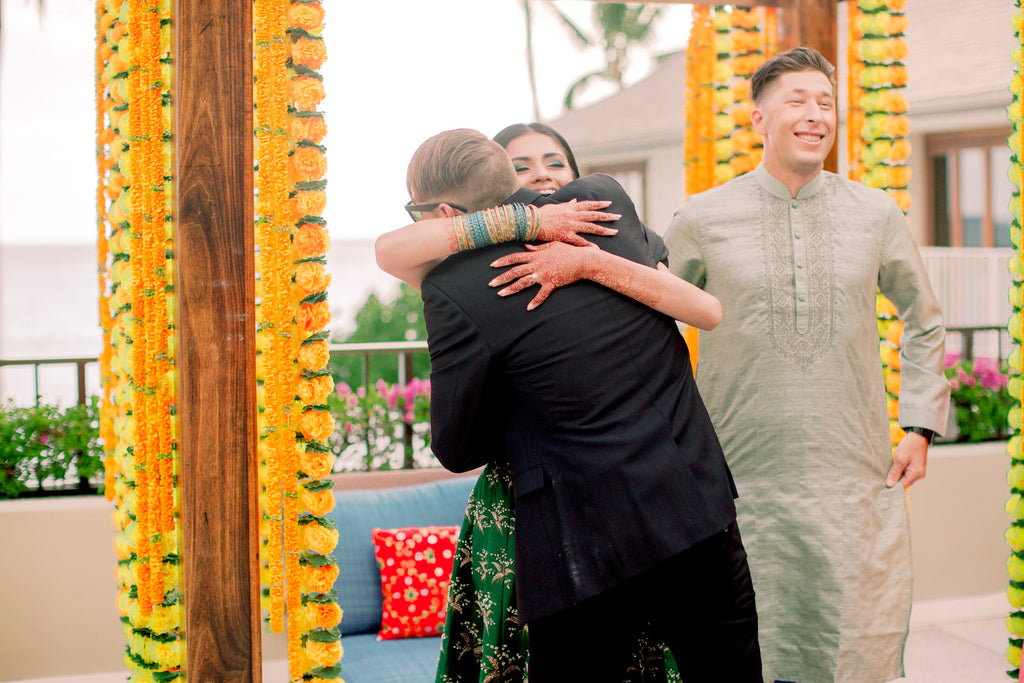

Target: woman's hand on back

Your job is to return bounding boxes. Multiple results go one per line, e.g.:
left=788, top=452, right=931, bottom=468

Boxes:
left=489, top=242, right=600, bottom=310
left=535, top=199, right=619, bottom=246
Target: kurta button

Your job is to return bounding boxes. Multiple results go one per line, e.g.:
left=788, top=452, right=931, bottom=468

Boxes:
left=799, top=294, right=806, bottom=301
left=797, top=262, right=804, bottom=269
left=795, top=233, right=801, bottom=239
left=791, top=202, right=798, bottom=209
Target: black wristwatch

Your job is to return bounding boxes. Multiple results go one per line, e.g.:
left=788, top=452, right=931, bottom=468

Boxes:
left=905, top=426, right=935, bottom=444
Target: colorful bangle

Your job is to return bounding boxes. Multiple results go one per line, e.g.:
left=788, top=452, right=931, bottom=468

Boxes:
left=450, top=204, right=540, bottom=252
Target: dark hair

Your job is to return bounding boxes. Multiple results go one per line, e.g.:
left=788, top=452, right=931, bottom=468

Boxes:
left=493, top=122, right=582, bottom=179
left=750, top=46, right=836, bottom=104
left=406, top=128, right=518, bottom=212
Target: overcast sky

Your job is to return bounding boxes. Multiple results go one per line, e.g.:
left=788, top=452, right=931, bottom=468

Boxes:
left=0, top=0, right=692, bottom=245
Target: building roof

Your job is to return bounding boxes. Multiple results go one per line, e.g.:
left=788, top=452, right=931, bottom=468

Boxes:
left=550, top=1, right=1015, bottom=153
left=902, top=0, right=1015, bottom=118
left=550, top=50, right=687, bottom=157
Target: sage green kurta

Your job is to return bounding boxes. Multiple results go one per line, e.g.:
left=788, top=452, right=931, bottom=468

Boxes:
left=664, top=166, right=950, bottom=683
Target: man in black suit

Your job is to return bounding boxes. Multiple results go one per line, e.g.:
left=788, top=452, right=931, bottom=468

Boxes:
left=392, top=129, right=760, bottom=682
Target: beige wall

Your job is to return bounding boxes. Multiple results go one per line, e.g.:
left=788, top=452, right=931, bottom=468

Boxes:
left=909, top=441, right=1011, bottom=601
left=0, top=446, right=1010, bottom=680
left=0, top=497, right=123, bottom=680
left=579, top=142, right=685, bottom=237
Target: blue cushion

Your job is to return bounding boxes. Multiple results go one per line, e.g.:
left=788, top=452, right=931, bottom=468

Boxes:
left=329, top=475, right=476, bottom=636
left=338, top=633, right=443, bottom=682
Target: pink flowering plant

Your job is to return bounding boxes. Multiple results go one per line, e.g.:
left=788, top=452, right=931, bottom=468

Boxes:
left=326, top=378, right=432, bottom=470
left=944, top=354, right=1012, bottom=442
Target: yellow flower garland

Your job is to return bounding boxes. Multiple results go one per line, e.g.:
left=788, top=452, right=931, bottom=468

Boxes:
left=1005, top=4, right=1024, bottom=676
left=854, top=0, right=911, bottom=212
left=851, top=0, right=911, bottom=450
left=710, top=6, right=770, bottom=187
left=96, top=0, right=118, bottom=499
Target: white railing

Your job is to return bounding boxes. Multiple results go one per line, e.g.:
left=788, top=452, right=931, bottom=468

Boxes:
left=919, top=246, right=1012, bottom=362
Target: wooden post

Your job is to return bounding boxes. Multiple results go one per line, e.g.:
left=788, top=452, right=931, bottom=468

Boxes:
left=774, top=0, right=839, bottom=172
left=175, top=0, right=261, bottom=679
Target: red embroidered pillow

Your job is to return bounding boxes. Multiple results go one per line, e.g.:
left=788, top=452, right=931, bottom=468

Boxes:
left=371, top=525, right=459, bottom=640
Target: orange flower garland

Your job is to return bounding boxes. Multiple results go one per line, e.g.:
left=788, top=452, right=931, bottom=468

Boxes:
left=685, top=6, right=716, bottom=197
left=100, top=0, right=182, bottom=678
left=847, top=1, right=866, bottom=181
left=255, top=0, right=338, bottom=680
left=255, top=0, right=297, bottom=646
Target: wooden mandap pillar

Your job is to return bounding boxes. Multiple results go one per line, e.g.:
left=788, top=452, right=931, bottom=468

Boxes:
left=175, top=0, right=261, bottom=680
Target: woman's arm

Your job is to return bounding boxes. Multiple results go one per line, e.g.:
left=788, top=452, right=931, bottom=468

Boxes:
left=374, top=200, right=620, bottom=289
left=489, top=242, right=722, bottom=330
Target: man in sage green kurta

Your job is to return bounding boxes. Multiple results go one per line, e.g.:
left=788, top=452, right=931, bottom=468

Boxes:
left=664, top=48, right=950, bottom=683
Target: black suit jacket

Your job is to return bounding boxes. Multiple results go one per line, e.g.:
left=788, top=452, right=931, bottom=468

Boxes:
left=422, top=174, right=737, bottom=622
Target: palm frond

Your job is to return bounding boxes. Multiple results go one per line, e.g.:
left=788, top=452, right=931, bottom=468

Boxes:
left=544, top=1, right=592, bottom=48
left=563, top=69, right=612, bottom=111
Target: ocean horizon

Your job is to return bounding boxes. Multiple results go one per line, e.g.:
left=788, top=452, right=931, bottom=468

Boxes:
left=0, top=240, right=400, bottom=405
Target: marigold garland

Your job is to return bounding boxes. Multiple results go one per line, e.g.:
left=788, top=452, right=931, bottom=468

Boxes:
left=852, top=0, right=911, bottom=213
left=709, top=6, right=769, bottom=187
left=685, top=6, right=716, bottom=198
left=683, top=6, right=775, bottom=366
left=255, top=1, right=338, bottom=680
left=100, top=0, right=181, bottom=678
left=850, top=0, right=913, bottom=450
left=96, top=0, right=118, bottom=499
left=1005, top=5, right=1024, bottom=678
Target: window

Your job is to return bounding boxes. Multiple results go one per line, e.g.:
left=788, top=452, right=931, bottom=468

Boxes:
left=581, top=162, right=647, bottom=225
left=927, top=127, right=1013, bottom=248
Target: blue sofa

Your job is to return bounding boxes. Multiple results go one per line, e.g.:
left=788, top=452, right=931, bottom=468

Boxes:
left=327, top=474, right=477, bottom=683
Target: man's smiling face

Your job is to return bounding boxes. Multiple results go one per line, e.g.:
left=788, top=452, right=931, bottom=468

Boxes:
left=751, top=69, right=836, bottom=185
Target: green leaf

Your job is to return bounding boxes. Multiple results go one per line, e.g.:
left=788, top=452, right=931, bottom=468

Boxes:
left=298, top=513, right=337, bottom=530
left=302, top=478, right=335, bottom=492
left=302, top=589, right=338, bottom=605
left=305, top=627, right=341, bottom=643
left=293, top=180, right=327, bottom=192
left=300, top=551, right=337, bottom=568
left=309, top=664, right=343, bottom=679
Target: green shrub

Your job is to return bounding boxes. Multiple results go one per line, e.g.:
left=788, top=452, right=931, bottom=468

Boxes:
left=0, top=398, right=103, bottom=499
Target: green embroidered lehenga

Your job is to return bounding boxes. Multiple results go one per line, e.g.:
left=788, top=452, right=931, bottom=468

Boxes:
left=435, top=462, right=680, bottom=683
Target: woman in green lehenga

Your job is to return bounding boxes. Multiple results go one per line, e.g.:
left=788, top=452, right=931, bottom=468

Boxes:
left=432, top=124, right=680, bottom=683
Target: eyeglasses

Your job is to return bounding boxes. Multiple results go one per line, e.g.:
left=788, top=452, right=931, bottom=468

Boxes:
left=405, top=200, right=468, bottom=222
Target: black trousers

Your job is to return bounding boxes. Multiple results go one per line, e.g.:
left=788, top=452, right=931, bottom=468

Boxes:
left=527, top=521, right=762, bottom=683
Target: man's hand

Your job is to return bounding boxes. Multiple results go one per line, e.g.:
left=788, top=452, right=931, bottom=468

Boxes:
left=535, top=199, right=620, bottom=246
left=886, top=431, right=929, bottom=490
left=489, top=242, right=602, bottom=311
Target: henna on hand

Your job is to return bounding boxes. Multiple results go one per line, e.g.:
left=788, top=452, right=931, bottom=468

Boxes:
left=490, top=242, right=607, bottom=310
left=536, top=199, right=620, bottom=246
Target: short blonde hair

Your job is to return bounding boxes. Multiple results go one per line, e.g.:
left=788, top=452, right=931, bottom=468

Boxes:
left=407, top=129, right=519, bottom=212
